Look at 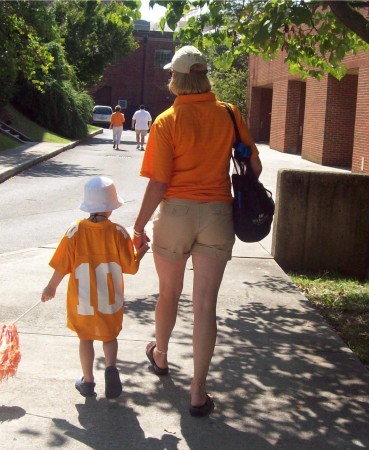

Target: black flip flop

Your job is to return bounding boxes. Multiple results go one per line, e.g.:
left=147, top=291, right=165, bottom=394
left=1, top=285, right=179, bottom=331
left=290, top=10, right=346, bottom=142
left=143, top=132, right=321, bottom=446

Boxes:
left=146, top=342, right=169, bottom=376
left=189, top=394, right=215, bottom=417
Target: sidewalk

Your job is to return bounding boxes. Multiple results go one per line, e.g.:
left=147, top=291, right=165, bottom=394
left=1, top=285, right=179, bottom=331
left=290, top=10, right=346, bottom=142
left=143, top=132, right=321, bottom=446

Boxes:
left=0, top=134, right=368, bottom=449
left=0, top=129, right=102, bottom=184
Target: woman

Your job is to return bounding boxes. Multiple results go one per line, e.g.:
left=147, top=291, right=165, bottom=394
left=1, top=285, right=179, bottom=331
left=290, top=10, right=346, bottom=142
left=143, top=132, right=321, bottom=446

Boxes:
left=109, top=105, right=125, bottom=150
left=133, top=46, right=262, bottom=416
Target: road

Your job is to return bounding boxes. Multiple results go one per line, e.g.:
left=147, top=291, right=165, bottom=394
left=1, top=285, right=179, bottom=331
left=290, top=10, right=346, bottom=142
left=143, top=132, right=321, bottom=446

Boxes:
left=0, top=129, right=148, bottom=254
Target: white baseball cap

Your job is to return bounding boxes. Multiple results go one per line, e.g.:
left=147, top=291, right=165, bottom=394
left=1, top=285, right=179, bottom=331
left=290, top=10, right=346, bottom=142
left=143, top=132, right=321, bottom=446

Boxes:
left=80, top=176, right=123, bottom=213
left=164, top=45, right=207, bottom=74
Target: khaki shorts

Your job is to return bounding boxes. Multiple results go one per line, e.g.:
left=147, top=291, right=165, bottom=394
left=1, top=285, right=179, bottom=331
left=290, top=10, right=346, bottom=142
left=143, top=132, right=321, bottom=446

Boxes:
left=135, top=129, right=148, bottom=137
left=152, top=199, right=235, bottom=261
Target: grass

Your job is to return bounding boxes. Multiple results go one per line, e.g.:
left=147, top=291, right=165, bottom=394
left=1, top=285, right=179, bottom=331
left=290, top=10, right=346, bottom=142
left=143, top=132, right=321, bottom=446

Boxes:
left=0, top=133, right=19, bottom=152
left=0, top=104, right=71, bottom=150
left=290, top=271, right=369, bottom=370
left=0, top=105, right=100, bottom=152
left=87, top=124, right=100, bottom=133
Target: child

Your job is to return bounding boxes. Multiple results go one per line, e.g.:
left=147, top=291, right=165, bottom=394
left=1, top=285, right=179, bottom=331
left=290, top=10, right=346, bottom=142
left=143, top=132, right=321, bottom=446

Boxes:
left=41, top=176, right=148, bottom=399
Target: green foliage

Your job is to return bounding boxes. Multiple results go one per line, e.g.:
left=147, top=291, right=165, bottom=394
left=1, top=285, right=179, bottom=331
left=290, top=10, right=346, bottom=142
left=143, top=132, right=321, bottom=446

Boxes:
left=207, top=47, right=248, bottom=117
left=0, top=1, right=55, bottom=107
left=52, top=0, right=138, bottom=88
left=155, top=0, right=369, bottom=80
left=1, top=0, right=139, bottom=139
left=13, top=77, right=94, bottom=140
left=291, top=272, right=369, bottom=369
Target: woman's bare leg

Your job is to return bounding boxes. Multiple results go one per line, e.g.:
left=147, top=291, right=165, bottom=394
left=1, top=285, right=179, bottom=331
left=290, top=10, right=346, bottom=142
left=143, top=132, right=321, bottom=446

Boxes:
left=152, top=253, right=187, bottom=368
left=191, top=253, right=227, bottom=406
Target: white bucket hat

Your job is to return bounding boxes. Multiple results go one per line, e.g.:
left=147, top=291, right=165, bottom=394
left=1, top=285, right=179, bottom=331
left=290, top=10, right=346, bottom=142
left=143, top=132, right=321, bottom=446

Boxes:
left=164, top=45, right=207, bottom=74
left=80, top=176, right=123, bottom=213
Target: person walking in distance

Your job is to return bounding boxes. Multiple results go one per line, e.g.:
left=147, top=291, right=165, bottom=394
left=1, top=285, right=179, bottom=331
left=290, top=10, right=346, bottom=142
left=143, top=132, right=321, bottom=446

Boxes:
left=131, top=105, right=152, bottom=150
left=133, top=46, right=262, bottom=416
left=110, top=105, right=125, bottom=150
left=41, top=176, right=148, bottom=399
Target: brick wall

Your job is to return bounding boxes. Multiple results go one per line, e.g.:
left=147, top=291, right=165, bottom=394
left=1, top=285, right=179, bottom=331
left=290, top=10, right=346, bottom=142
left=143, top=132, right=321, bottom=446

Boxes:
left=270, top=80, right=288, bottom=150
left=323, top=75, right=357, bottom=167
left=353, top=65, right=369, bottom=172
left=302, top=77, right=328, bottom=165
left=90, top=30, right=177, bottom=125
left=249, top=87, right=262, bottom=139
left=249, top=51, right=369, bottom=173
left=270, top=80, right=305, bottom=153
left=285, top=81, right=304, bottom=153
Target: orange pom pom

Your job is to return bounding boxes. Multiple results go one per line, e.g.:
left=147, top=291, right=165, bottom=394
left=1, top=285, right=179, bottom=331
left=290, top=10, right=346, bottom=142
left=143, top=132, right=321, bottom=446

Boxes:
left=0, top=323, right=21, bottom=383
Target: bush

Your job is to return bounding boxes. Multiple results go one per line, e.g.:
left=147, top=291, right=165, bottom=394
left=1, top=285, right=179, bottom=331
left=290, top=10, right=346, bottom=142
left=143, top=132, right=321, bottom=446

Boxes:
left=0, top=54, right=17, bottom=110
left=13, top=77, right=94, bottom=140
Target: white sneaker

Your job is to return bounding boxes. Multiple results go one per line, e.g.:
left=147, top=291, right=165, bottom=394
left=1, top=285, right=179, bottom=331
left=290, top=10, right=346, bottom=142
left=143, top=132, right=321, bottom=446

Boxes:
left=136, top=145, right=140, bottom=149
left=140, top=146, right=144, bottom=150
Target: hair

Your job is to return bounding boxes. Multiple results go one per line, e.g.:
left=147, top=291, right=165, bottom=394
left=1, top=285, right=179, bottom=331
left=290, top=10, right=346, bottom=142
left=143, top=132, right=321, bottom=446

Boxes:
left=140, top=104, right=145, bottom=109
left=169, top=65, right=211, bottom=95
left=115, top=105, right=121, bottom=111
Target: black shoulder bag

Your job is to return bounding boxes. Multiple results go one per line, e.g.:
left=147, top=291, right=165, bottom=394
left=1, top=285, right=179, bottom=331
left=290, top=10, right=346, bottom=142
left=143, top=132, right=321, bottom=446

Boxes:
left=224, top=103, right=275, bottom=243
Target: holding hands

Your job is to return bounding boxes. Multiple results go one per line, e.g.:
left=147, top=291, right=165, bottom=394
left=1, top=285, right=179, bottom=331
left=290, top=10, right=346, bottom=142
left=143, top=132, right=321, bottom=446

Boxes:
left=133, top=229, right=150, bottom=256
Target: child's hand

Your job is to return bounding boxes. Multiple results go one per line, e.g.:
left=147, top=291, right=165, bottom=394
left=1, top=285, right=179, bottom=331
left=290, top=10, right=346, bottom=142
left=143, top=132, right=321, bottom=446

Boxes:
left=41, top=285, right=56, bottom=302
left=136, top=242, right=149, bottom=260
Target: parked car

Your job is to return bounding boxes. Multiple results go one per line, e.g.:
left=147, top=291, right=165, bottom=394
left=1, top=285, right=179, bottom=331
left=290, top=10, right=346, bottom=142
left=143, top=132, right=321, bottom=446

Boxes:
left=92, top=105, right=112, bottom=127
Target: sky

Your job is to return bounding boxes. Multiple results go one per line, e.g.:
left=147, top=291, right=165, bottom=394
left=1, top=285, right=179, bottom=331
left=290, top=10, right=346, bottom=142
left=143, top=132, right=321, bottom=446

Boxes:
left=139, top=0, right=167, bottom=22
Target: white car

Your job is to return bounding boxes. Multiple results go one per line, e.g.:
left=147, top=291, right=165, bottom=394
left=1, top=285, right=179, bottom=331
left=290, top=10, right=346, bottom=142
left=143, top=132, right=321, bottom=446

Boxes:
left=92, top=105, right=112, bottom=126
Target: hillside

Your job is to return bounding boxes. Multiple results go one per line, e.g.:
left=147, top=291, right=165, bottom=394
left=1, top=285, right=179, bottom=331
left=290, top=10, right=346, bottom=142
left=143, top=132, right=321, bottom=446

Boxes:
left=0, top=105, right=71, bottom=152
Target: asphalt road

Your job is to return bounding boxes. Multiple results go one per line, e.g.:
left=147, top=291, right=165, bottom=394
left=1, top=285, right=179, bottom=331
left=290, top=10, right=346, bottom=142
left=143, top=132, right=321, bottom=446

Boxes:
left=0, top=129, right=148, bottom=254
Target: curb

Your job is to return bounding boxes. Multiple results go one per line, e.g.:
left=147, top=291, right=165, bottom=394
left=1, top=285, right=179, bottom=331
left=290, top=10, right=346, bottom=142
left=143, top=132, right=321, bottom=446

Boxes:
left=0, top=128, right=103, bottom=184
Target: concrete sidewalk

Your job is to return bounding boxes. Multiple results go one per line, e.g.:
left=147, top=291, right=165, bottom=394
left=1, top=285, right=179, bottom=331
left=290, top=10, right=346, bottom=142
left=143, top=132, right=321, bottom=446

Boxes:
left=0, top=133, right=368, bottom=449
left=0, top=129, right=102, bottom=184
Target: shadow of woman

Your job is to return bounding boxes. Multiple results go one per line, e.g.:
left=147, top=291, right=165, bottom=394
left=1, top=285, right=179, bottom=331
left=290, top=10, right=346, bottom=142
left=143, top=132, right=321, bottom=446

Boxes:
left=152, top=376, right=274, bottom=450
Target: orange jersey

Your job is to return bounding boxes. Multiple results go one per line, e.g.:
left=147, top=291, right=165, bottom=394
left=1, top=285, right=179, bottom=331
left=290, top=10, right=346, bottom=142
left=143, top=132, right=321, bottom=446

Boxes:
left=110, top=112, right=125, bottom=127
left=140, top=92, right=259, bottom=203
left=49, top=219, right=139, bottom=341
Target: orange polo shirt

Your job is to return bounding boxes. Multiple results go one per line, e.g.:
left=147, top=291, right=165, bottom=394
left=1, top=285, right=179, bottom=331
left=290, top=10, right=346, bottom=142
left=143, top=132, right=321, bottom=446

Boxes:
left=110, top=112, right=125, bottom=127
left=140, top=92, right=258, bottom=203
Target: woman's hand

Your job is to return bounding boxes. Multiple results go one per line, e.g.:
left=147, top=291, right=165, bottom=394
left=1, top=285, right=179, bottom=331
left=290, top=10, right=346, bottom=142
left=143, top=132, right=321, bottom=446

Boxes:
left=133, top=231, right=150, bottom=251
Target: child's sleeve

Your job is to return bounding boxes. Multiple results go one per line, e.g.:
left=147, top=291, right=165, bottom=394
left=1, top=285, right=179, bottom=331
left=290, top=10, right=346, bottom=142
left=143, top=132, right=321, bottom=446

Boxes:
left=49, top=223, right=77, bottom=275
left=116, top=226, right=140, bottom=275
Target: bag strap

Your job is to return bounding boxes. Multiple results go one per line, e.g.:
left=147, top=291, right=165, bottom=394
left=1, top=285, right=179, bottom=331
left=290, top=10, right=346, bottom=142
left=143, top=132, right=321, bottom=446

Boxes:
left=223, top=102, right=250, bottom=175
left=223, top=102, right=241, bottom=143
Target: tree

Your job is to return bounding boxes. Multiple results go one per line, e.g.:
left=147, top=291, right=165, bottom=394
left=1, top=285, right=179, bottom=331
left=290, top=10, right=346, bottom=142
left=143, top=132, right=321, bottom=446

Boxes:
left=0, top=1, right=55, bottom=107
left=52, top=0, right=139, bottom=88
left=152, top=0, right=369, bottom=79
left=206, top=46, right=248, bottom=117
left=1, top=0, right=141, bottom=138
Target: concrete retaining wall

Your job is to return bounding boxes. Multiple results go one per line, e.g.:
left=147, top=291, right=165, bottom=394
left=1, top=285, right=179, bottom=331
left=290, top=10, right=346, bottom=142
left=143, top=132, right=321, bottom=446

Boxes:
left=271, top=170, right=369, bottom=278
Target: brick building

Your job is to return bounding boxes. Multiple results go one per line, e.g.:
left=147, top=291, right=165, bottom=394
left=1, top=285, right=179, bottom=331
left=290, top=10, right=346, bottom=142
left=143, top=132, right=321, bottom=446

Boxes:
left=90, top=21, right=178, bottom=125
left=248, top=51, right=369, bottom=174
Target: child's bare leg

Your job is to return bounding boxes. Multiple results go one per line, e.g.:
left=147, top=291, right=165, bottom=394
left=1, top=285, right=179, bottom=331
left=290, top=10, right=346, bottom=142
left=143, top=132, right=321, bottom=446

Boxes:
left=103, top=339, right=122, bottom=398
left=79, top=339, right=94, bottom=382
left=103, top=339, right=118, bottom=367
